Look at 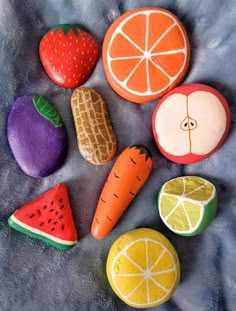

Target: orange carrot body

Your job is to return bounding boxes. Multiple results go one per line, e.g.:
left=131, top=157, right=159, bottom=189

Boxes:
left=91, top=145, right=152, bottom=239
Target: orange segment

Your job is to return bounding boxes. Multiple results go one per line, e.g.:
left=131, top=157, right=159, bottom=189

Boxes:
left=109, top=33, right=143, bottom=58
left=110, top=58, right=142, bottom=81
left=148, top=60, right=170, bottom=92
left=103, top=7, right=190, bottom=103
left=126, top=60, right=147, bottom=92
left=151, top=52, right=185, bottom=77
left=122, top=13, right=146, bottom=51
left=151, top=25, right=185, bottom=54
left=148, top=12, right=174, bottom=50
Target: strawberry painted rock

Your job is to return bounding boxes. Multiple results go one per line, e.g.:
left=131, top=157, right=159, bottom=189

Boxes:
left=8, top=183, right=78, bottom=250
left=39, top=24, right=99, bottom=88
left=7, top=95, right=68, bottom=178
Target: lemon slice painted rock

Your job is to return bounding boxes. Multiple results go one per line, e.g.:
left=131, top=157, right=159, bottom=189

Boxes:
left=158, top=176, right=218, bottom=236
left=106, top=228, right=180, bottom=308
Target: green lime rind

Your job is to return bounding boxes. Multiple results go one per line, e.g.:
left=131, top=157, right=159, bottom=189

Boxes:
left=8, top=217, right=75, bottom=250
left=49, top=24, right=90, bottom=36
left=129, top=145, right=152, bottom=161
left=33, top=95, right=63, bottom=128
left=157, top=190, right=218, bottom=237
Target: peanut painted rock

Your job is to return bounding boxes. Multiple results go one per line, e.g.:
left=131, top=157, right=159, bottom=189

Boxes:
left=39, top=24, right=99, bottom=88
left=7, top=95, right=67, bottom=178
left=158, top=176, right=218, bottom=236
left=152, top=84, right=231, bottom=163
left=71, top=87, right=117, bottom=164
left=8, top=183, right=78, bottom=250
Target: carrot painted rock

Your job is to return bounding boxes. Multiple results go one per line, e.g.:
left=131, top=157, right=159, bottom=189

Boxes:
left=71, top=87, right=117, bottom=164
left=8, top=183, right=78, bottom=250
left=91, top=145, right=152, bottom=239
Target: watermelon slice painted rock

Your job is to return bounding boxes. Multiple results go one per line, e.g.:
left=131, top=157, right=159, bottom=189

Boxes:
left=8, top=183, right=78, bottom=250
left=7, top=95, right=68, bottom=178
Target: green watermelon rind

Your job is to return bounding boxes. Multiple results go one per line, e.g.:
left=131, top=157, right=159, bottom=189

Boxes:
left=8, top=215, right=77, bottom=250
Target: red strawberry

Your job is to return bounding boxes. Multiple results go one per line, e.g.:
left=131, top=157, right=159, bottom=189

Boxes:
left=39, top=24, right=99, bottom=88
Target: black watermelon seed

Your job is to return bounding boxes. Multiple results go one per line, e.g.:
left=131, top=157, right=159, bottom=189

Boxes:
left=29, top=214, right=35, bottom=219
left=59, top=198, right=63, bottom=203
left=51, top=228, right=55, bottom=231
left=51, top=201, right=54, bottom=205
left=53, top=221, right=57, bottom=225
left=48, top=219, right=52, bottom=223
left=60, top=205, right=64, bottom=209
left=43, top=205, right=47, bottom=209
left=49, top=209, right=54, bottom=212
left=62, top=224, right=65, bottom=230
left=40, top=222, right=44, bottom=226
left=37, top=210, right=41, bottom=215
left=55, top=211, right=58, bottom=215
left=59, top=216, right=63, bottom=219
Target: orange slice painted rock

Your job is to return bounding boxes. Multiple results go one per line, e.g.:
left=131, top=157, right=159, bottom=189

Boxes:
left=152, top=84, right=231, bottom=164
left=103, top=7, right=190, bottom=104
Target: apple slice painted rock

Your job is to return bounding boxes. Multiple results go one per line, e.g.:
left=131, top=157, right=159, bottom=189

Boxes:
left=7, top=95, right=68, bottom=178
left=152, top=84, right=231, bottom=164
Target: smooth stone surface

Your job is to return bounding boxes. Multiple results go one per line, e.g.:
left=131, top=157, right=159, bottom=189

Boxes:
left=106, top=228, right=180, bottom=308
left=8, top=183, right=78, bottom=250
left=7, top=95, right=68, bottom=178
left=71, top=87, right=117, bottom=165
left=158, top=176, right=218, bottom=236
left=152, top=84, right=231, bottom=164
left=103, top=7, right=190, bottom=103
left=39, top=24, right=99, bottom=88
left=91, top=145, right=152, bottom=239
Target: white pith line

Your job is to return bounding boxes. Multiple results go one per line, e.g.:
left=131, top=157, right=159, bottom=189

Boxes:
left=149, top=22, right=177, bottom=54
left=151, top=268, right=175, bottom=275
left=120, top=29, right=145, bottom=54
left=150, top=48, right=185, bottom=56
left=146, top=58, right=151, bottom=92
left=150, top=276, right=168, bottom=293
left=149, top=249, right=165, bottom=271
left=123, top=58, right=144, bottom=84
left=145, top=240, right=150, bottom=303
left=122, top=251, right=144, bottom=273
left=110, top=55, right=142, bottom=61
left=123, top=278, right=146, bottom=299
left=181, top=201, right=193, bottom=229
left=184, top=183, right=207, bottom=197
left=161, top=198, right=180, bottom=220
left=149, top=58, right=172, bottom=80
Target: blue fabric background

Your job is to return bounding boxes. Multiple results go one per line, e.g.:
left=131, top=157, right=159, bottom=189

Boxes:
left=0, top=0, right=236, bottom=310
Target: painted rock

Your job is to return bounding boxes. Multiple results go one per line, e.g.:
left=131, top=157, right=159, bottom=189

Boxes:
left=71, top=87, right=117, bottom=165
left=39, top=24, right=99, bottom=88
left=106, top=228, right=180, bottom=308
left=8, top=183, right=78, bottom=250
left=7, top=95, right=67, bottom=178
left=152, top=84, right=231, bottom=164
left=158, top=176, right=218, bottom=236
left=103, top=7, right=190, bottom=104
left=91, top=145, right=152, bottom=239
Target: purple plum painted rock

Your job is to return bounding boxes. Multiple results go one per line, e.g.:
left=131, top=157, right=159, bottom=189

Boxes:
left=7, top=95, right=68, bottom=178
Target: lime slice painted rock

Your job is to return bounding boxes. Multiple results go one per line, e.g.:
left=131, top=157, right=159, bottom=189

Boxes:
left=158, top=176, right=217, bottom=236
left=7, top=95, right=67, bottom=178
left=8, top=183, right=78, bottom=250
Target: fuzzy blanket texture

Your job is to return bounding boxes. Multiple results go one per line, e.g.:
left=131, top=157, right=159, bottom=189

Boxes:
left=0, top=0, right=236, bottom=310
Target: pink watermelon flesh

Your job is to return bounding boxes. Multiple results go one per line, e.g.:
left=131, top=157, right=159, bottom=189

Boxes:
left=8, top=183, right=78, bottom=249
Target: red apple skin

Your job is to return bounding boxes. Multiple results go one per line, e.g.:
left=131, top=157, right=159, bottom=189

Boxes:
left=152, top=84, right=231, bottom=164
